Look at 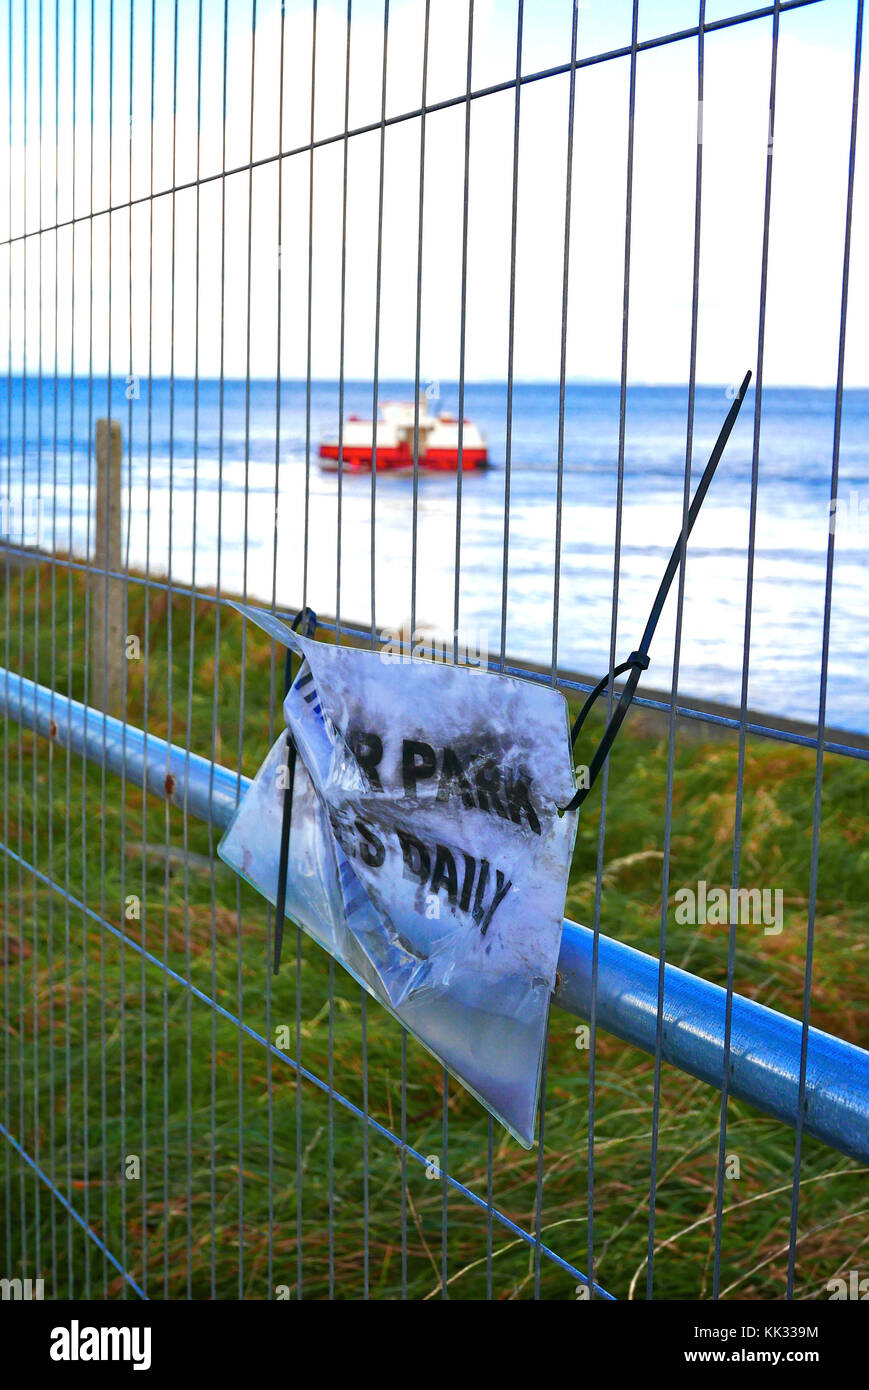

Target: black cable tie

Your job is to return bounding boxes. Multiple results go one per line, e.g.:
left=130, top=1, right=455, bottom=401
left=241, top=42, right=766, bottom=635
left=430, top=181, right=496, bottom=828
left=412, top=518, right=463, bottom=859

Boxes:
left=564, top=370, right=752, bottom=814
left=272, top=608, right=317, bottom=974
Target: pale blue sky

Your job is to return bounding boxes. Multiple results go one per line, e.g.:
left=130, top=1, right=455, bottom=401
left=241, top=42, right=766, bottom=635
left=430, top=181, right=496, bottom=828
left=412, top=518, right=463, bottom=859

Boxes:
left=1, top=0, right=866, bottom=385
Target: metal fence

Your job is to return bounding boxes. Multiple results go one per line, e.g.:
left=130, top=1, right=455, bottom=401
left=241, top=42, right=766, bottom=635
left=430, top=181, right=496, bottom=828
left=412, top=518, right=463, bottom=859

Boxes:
left=0, top=0, right=867, bottom=1301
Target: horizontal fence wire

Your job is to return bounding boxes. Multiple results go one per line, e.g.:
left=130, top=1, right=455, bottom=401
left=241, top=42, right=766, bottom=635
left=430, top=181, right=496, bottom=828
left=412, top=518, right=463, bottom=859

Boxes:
left=0, top=543, right=866, bottom=761
left=0, top=0, right=828, bottom=253
left=1, top=0, right=866, bottom=1302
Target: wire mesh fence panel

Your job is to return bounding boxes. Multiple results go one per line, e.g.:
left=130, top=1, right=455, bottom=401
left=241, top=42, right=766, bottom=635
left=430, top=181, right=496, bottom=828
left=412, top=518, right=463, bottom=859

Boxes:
left=0, top=0, right=867, bottom=1302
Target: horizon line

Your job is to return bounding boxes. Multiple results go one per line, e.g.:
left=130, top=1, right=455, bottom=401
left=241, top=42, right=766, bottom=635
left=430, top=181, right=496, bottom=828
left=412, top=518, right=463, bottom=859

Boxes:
left=1, top=372, right=867, bottom=393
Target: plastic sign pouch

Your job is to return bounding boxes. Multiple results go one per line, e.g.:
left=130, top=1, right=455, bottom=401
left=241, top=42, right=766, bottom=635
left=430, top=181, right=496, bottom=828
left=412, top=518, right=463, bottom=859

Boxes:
left=218, top=604, right=579, bottom=1147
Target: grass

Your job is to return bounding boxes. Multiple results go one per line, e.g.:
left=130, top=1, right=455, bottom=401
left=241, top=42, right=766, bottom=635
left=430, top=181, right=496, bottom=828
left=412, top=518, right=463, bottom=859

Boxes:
left=1, top=554, right=867, bottom=1300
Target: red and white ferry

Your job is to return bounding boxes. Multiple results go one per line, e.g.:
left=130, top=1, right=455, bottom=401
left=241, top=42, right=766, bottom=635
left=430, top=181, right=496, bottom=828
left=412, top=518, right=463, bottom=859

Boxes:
left=319, top=399, right=488, bottom=473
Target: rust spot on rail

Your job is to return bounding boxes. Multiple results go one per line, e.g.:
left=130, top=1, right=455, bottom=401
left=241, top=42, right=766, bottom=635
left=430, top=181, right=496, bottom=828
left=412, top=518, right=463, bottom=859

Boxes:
left=164, top=773, right=176, bottom=797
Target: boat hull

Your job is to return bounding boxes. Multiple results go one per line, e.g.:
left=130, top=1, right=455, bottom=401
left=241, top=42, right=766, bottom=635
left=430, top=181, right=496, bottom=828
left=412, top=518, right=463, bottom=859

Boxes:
left=424, top=448, right=488, bottom=470
left=318, top=443, right=411, bottom=471
left=318, top=444, right=488, bottom=472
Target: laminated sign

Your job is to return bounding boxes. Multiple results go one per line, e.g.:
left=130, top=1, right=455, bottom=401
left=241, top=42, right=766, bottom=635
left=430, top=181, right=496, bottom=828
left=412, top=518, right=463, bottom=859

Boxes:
left=218, top=374, right=751, bottom=1147
left=219, top=604, right=578, bottom=1146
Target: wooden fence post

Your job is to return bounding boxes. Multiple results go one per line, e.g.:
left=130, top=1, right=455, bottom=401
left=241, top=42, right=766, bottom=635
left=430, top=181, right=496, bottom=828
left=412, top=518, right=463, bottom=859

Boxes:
left=92, top=418, right=123, bottom=716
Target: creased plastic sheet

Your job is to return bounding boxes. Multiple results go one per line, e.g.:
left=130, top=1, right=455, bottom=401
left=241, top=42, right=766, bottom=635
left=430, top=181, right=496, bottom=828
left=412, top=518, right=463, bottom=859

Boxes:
left=218, top=603, right=579, bottom=1146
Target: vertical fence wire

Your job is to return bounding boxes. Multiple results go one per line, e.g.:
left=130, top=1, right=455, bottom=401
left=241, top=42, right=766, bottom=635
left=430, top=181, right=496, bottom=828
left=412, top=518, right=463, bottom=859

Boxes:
left=491, top=0, right=525, bottom=1304
left=67, top=0, right=78, bottom=1295
left=119, top=0, right=133, bottom=1303
left=47, top=0, right=58, bottom=1294
left=183, top=0, right=203, bottom=1302
left=588, top=0, right=639, bottom=1302
left=4, top=0, right=13, bottom=1294
left=20, top=0, right=30, bottom=1290
left=361, top=0, right=391, bottom=1303
left=236, top=0, right=258, bottom=1302
left=298, top=0, right=317, bottom=1304
left=541, top=0, right=580, bottom=1304
left=442, top=0, right=475, bottom=1302
left=266, top=0, right=287, bottom=1306
left=648, top=0, right=702, bottom=1299
left=140, top=0, right=152, bottom=1301
left=32, top=0, right=41, bottom=1292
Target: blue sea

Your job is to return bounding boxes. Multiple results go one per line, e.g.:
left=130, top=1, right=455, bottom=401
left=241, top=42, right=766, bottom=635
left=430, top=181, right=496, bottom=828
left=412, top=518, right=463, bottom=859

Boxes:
left=2, top=375, right=867, bottom=734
